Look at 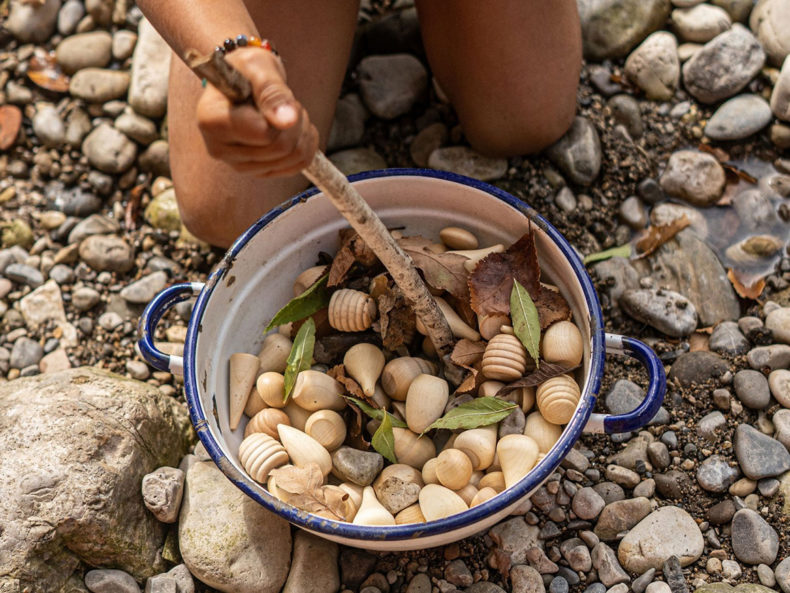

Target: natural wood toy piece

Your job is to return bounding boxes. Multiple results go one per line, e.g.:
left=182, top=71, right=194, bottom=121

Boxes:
left=471, top=486, right=498, bottom=507
left=293, top=265, right=326, bottom=296
left=304, top=409, right=347, bottom=451
left=524, top=411, right=563, bottom=453
left=344, top=343, right=385, bottom=397
left=478, top=312, right=511, bottom=341
left=244, top=407, right=291, bottom=439
left=435, top=448, right=474, bottom=491
left=419, top=484, right=468, bottom=521
left=482, top=333, right=528, bottom=382
left=328, top=289, right=377, bottom=333
left=392, top=427, right=436, bottom=470
left=454, top=425, right=497, bottom=471
left=277, top=424, right=332, bottom=477
left=416, top=296, right=481, bottom=342
left=238, top=432, right=289, bottom=482
left=542, top=320, right=584, bottom=367
left=229, top=352, right=259, bottom=431
left=258, top=333, right=292, bottom=374
left=353, top=486, right=396, bottom=526
left=381, top=357, right=437, bottom=401
left=448, top=244, right=505, bottom=272
left=497, top=434, right=540, bottom=488
left=478, top=471, right=506, bottom=493
left=395, top=503, right=427, bottom=524
left=439, top=226, right=479, bottom=250
left=255, top=371, right=286, bottom=409
left=536, top=374, right=581, bottom=425
left=292, top=370, right=346, bottom=411
left=405, top=374, right=449, bottom=434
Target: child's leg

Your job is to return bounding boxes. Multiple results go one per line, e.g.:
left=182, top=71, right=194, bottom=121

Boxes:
left=168, top=1, right=359, bottom=248
left=415, top=0, right=582, bottom=156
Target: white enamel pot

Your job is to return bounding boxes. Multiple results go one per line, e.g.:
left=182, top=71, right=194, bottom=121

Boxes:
left=139, top=169, right=665, bottom=551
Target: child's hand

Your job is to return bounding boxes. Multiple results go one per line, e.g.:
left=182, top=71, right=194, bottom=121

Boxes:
left=195, top=47, right=319, bottom=178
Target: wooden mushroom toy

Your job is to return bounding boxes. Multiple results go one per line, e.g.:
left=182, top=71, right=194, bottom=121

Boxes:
left=381, top=357, right=437, bottom=401
left=229, top=352, right=259, bottom=431
left=497, top=434, right=539, bottom=488
left=244, top=407, right=291, bottom=439
left=454, top=425, right=497, bottom=471
left=277, top=424, right=332, bottom=477
left=344, top=343, right=385, bottom=397
left=352, top=486, right=396, bottom=526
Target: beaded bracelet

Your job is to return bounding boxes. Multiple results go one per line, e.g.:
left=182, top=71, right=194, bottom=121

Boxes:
left=214, top=34, right=279, bottom=58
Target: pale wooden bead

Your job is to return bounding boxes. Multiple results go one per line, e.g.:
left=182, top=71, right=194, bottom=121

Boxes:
left=244, top=384, right=267, bottom=418
left=343, top=343, right=385, bottom=397
left=256, top=371, right=286, bottom=409
left=292, top=370, right=346, bottom=411
left=277, top=424, right=332, bottom=477
left=448, top=244, right=505, bottom=272
left=482, top=334, right=527, bottom=382
left=405, top=374, right=449, bottom=434
left=497, top=434, right=539, bottom=489
left=427, top=243, right=448, bottom=254
left=435, top=448, right=474, bottom=491
left=454, top=484, right=479, bottom=506
left=392, top=427, right=436, bottom=470
left=478, top=471, right=506, bottom=493
left=395, top=503, right=427, bottom=524
left=328, top=289, right=376, bottom=332
left=478, top=313, right=511, bottom=341
left=542, top=320, right=584, bottom=367
left=520, top=386, right=536, bottom=413
left=415, top=296, right=480, bottom=341
left=293, top=265, right=326, bottom=296
left=353, top=486, right=396, bottom=526
left=258, top=333, right=291, bottom=373
left=478, top=380, right=505, bottom=398
left=305, top=409, right=347, bottom=452
left=470, top=486, right=498, bottom=507
left=238, top=432, right=289, bottom=483
left=339, top=482, right=363, bottom=511
left=536, top=374, right=581, bottom=425
left=244, top=407, right=291, bottom=439
left=229, top=352, right=259, bottom=431
left=381, top=357, right=437, bottom=401
left=439, top=226, right=479, bottom=250
left=524, top=411, right=563, bottom=453
left=370, top=384, right=391, bottom=410
left=283, top=400, right=311, bottom=431
left=422, top=457, right=439, bottom=484
left=419, top=484, right=468, bottom=521
left=454, top=425, right=497, bottom=471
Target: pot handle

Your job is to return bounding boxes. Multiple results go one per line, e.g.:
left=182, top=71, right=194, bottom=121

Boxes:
left=137, top=282, right=204, bottom=375
left=584, top=333, right=666, bottom=434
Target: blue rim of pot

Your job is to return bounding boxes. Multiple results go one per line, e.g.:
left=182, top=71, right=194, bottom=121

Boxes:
left=183, top=168, right=605, bottom=541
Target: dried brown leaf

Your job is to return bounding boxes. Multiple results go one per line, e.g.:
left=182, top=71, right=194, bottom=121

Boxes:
left=343, top=400, right=371, bottom=449
left=369, top=273, right=390, bottom=300
left=446, top=293, right=478, bottom=328
left=27, top=52, right=70, bottom=92
left=327, top=364, right=369, bottom=402
left=0, top=105, right=22, bottom=151
left=329, top=229, right=379, bottom=287
left=727, top=268, right=765, bottom=300
left=635, top=214, right=690, bottom=259
left=468, top=231, right=540, bottom=317
left=496, top=362, right=578, bottom=396
left=697, top=143, right=730, bottom=163
left=451, top=339, right=486, bottom=368
left=376, top=285, right=417, bottom=351
left=268, top=463, right=325, bottom=494
left=288, top=487, right=350, bottom=521
left=313, top=332, right=379, bottom=365
left=398, top=235, right=470, bottom=300
left=722, top=163, right=757, bottom=185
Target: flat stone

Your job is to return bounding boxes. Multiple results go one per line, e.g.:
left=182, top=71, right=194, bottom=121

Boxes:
left=648, top=441, right=671, bottom=470
left=748, top=345, right=790, bottom=371
left=696, top=455, right=739, bottom=492
left=668, top=351, right=729, bottom=386
left=592, top=542, right=630, bottom=587
left=427, top=146, right=507, bottom=181
left=32, top=105, right=65, bottom=147
left=659, top=150, right=726, bottom=206
left=47, top=184, right=101, bottom=217
left=82, top=123, right=137, bottom=174
left=282, top=530, right=339, bottom=593
left=0, top=368, right=192, bottom=590
left=776, top=556, right=790, bottom=593
left=10, top=337, right=44, bottom=369
left=145, top=575, right=176, bottom=593
left=72, top=287, right=101, bottom=311
left=750, top=0, right=790, bottom=66
left=731, top=508, right=779, bottom=564
left=5, top=263, right=44, bottom=288
left=112, top=30, right=138, bottom=61
left=511, top=565, right=546, bottom=593
left=579, top=0, right=672, bottom=60
left=445, top=559, right=474, bottom=587
left=545, top=116, right=602, bottom=186
left=7, top=0, right=60, bottom=42
left=709, top=321, right=750, bottom=355
left=68, top=214, right=121, bottom=244
left=682, top=24, right=766, bottom=103
left=594, top=497, right=652, bottom=540
left=79, top=235, right=134, bottom=273
left=115, top=111, right=158, bottom=145
left=142, top=466, right=185, bottom=524
left=329, top=148, right=386, bottom=176
left=618, top=507, right=704, bottom=572
left=120, top=271, right=168, bottom=304
left=166, top=565, right=194, bottom=593
left=672, top=4, right=731, bottom=42
left=357, top=54, right=427, bottom=119
left=488, top=518, right=541, bottom=565
left=57, top=0, right=83, bottom=35
left=706, top=94, right=773, bottom=140
left=327, top=93, right=367, bottom=152
left=712, top=0, right=753, bottom=22
left=85, top=569, right=141, bottom=593
left=178, top=460, right=291, bottom=593
left=624, top=31, right=680, bottom=100
left=654, top=470, right=693, bottom=499
left=769, top=369, right=790, bottom=409
left=332, top=446, right=383, bottom=486
left=733, top=369, right=771, bottom=409
left=56, top=31, right=112, bottom=74
left=128, top=18, right=171, bottom=118
left=605, top=379, right=670, bottom=424
left=410, top=122, right=447, bottom=168
left=697, top=411, right=726, bottom=441
left=572, top=487, right=606, bottom=520
left=621, top=288, right=697, bottom=337
left=734, top=423, right=790, bottom=479
left=70, top=68, right=130, bottom=103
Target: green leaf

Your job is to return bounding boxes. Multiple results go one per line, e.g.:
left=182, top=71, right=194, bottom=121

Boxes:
left=583, top=244, right=632, bottom=265
left=344, top=396, right=407, bottom=428
left=264, top=274, right=329, bottom=332
left=423, top=397, right=517, bottom=433
left=371, top=412, right=397, bottom=464
left=511, top=279, right=541, bottom=368
left=283, top=317, right=316, bottom=402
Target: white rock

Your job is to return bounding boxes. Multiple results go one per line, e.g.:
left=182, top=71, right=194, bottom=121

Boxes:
left=40, top=348, right=71, bottom=373
left=659, top=150, right=726, bottom=206
left=57, top=0, right=84, bottom=35
left=128, top=18, right=171, bottom=118
left=617, top=506, right=704, bottom=572
left=56, top=31, right=112, bottom=74
left=6, top=0, right=60, bottom=43
left=625, top=31, right=680, bottom=100
left=769, top=369, right=790, bottom=408
left=70, top=68, right=131, bottom=103
left=767, top=307, right=790, bottom=344
left=672, top=4, right=731, bottom=43
left=705, top=94, right=773, bottom=140
left=771, top=56, right=790, bottom=122
left=82, top=123, right=137, bottom=174
left=750, top=0, right=790, bottom=66
left=32, top=105, right=66, bottom=148
left=113, top=30, right=138, bottom=61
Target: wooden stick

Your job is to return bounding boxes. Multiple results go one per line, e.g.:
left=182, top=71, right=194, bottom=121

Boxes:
left=185, top=50, right=462, bottom=380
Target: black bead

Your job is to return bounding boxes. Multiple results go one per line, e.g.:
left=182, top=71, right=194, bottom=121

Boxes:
left=223, top=38, right=236, bottom=51
left=236, top=34, right=248, bottom=46
left=214, top=46, right=226, bottom=56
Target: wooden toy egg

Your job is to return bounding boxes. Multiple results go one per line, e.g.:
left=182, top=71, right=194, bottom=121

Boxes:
left=352, top=486, right=396, bottom=526
left=344, top=343, right=385, bottom=397
left=477, top=313, right=511, bottom=341
left=277, top=424, right=332, bottom=477
left=328, top=288, right=376, bottom=332
left=435, top=448, right=474, bottom=491
left=415, top=296, right=480, bottom=341
left=305, top=409, right=347, bottom=451
left=258, top=333, right=292, bottom=373
left=482, top=334, right=528, bottom=381
left=471, top=486, right=498, bottom=507
left=318, top=484, right=358, bottom=522
left=421, top=457, right=439, bottom=484
left=238, top=432, right=289, bottom=483
left=395, top=503, right=427, bottom=524
left=419, top=484, right=469, bottom=521
left=229, top=352, right=259, bottom=431
left=478, top=380, right=505, bottom=398
left=439, top=226, right=479, bottom=250
left=405, top=374, right=449, bottom=434
left=283, top=400, right=311, bottom=431
left=256, top=371, right=286, bottom=409
left=392, top=427, right=436, bottom=470
left=524, top=411, right=563, bottom=453
left=497, top=434, right=539, bottom=488
left=520, top=386, right=536, bottom=413
left=292, top=370, right=346, bottom=411
left=381, top=357, right=437, bottom=401
left=478, top=471, right=506, bottom=493
left=244, top=407, right=291, bottom=439
left=454, top=484, right=478, bottom=506
left=542, top=320, right=583, bottom=367
left=454, top=425, right=498, bottom=471
left=536, top=374, right=581, bottom=425
left=293, top=265, right=326, bottom=296
left=448, top=244, right=505, bottom=272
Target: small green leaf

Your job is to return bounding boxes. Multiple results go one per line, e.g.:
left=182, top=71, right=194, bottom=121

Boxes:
left=511, top=279, right=541, bottom=368
left=265, top=274, right=329, bottom=332
left=344, top=396, right=407, bottom=428
left=283, top=318, right=316, bottom=402
left=371, top=412, right=397, bottom=464
left=583, top=244, right=632, bottom=265
left=423, top=397, right=517, bottom=433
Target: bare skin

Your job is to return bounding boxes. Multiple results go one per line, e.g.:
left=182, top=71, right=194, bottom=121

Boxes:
left=137, top=1, right=581, bottom=248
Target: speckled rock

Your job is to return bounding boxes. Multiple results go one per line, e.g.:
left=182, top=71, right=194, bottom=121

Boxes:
left=731, top=508, right=779, bottom=564
left=709, top=321, right=750, bottom=355
left=594, top=497, right=652, bottom=540
left=332, top=447, right=384, bottom=487
left=668, top=351, right=729, bottom=386
left=659, top=150, right=726, bottom=206
left=357, top=54, right=427, bottom=119
left=735, top=424, right=790, bottom=479
left=772, top=57, right=790, bottom=122
left=618, top=507, right=704, bottom=572
left=672, top=4, right=731, bottom=42
left=624, top=31, right=680, bottom=101
left=128, top=18, right=171, bottom=118
left=82, top=123, right=137, bottom=174
left=696, top=455, right=739, bottom=492
left=748, top=345, right=790, bottom=371
left=733, top=369, right=771, bottom=409
left=750, top=0, right=790, bottom=65
left=766, top=307, right=790, bottom=344
left=281, top=531, right=338, bottom=593
left=579, top=0, right=672, bottom=60
left=705, top=94, right=773, bottom=140
left=545, top=116, right=602, bottom=186
left=79, top=235, right=134, bottom=273
left=620, top=288, right=697, bottom=337
left=427, top=147, right=507, bottom=181
left=769, top=369, right=790, bottom=408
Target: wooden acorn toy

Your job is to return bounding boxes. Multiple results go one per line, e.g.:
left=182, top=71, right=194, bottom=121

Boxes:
left=244, top=407, right=291, bottom=439
left=381, top=357, right=437, bottom=401
left=478, top=471, right=506, bottom=493
left=304, top=409, right=347, bottom=451
left=352, top=486, right=396, bottom=526
left=497, top=434, right=540, bottom=489
left=255, top=371, right=286, bottom=409
left=536, top=374, right=581, bottom=425
left=524, top=411, right=563, bottom=453
left=405, top=374, right=449, bottom=434
left=395, top=503, right=427, bottom=524
left=478, top=380, right=505, bottom=398
left=439, top=226, right=478, bottom=250
left=338, top=482, right=364, bottom=510
left=471, top=486, right=498, bottom=507
left=343, top=343, right=385, bottom=397
left=435, top=448, right=474, bottom=491
left=419, top=484, right=469, bottom=521
left=292, top=370, right=346, bottom=411
left=293, top=265, right=326, bottom=296
left=228, top=352, right=260, bottom=431
left=238, top=432, right=289, bottom=483
left=477, top=313, right=511, bottom=341
left=482, top=334, right=528, bottom=382
left=328, top=288, right=377, bottom=332
left=257, top=333, right=292, bottom=373
left=454, top=425, right=497, bottom=471
left=277, top=424, right=332, bottom=477
left=542, top=320, right=583, bottom=367
left=415, top=296, right=481, bottom=341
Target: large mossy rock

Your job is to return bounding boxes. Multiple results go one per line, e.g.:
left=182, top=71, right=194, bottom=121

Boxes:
left=0, top=367, right=193, bottom=593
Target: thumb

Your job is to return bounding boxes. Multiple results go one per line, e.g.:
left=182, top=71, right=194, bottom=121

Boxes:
left=256, top=77, right=300, bottom=130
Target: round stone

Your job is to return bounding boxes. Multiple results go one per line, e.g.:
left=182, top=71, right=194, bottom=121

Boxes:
left=672, top=4, right=731, bottom=43
left=55, top=31, right=112, bottom=74
left=571, top=487, right=606, bottom=520
left=733, top=369, right=771, bottom=409
left=82, top=123, right=137, bottom=174
left=621, top=288, right=698, bottom=337
left=731, top=508, right=779, bottom=565
left=696, top=455, right=739, bottom=492
left=331, top=447, right=384, bottom=487
left=705, top=94, right=773, bottom=140
left=659, top=150, right=726, bottom=206
left=624, top=31, right=680, bottom=101
left=734, top=423, right=790, bottom=480
left=617, top=506, right=704, bottom=572
left=78, top=235, right=134, bottom=273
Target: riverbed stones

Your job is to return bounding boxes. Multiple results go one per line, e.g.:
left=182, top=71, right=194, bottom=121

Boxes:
left=0, top=367, right=192, bottom=592
left=82, top=123, right=137, bottom=174
left=128, top=18, right=171, bottom=118
left=572, top=487, right=606, bottom=520
left=84, top=569, right=141, bottom=593
left=749, top=0, right=790, bottom=66
left=696, top=455, right=739, bottom=492
left=141, top=466, right=185, bottom=524
left=332, top=446, right=383, bottom=486
left=668, top=351, right=729, bottom=386
left=618, top=507, right=704, bottom=572
left=427, top=146, right=507, bottom=181
left=55, top=31, right=112, bottom=73
left=605, top=379, right=670, bottom=424
left=70, top=68, right=131, bottom=103
left=7, top=0, right=61, bottom=43
left=32, top=105, right=65, bottom=148
left=682, top=24, right=766, bottom=103
left=672, top=4, right=731, bottom=43
left=282, top=531, right=339, bottom=593
left=358, top=54, right=427, bottom=119
left=144, top=188, right=181, bottom=232
left=594, top=497, right=652, bottom=540
left=733, top=369, right=771, bottom=409
left=178, top=459, right=291, bottom=593
left=545, top=116, right=602, bottom=186
left=578, top=0, right=672, bottom=60
left=79, top=235, right=134, bottom=272
left=659, top=150, right=726, bottom=206
left=705, top=94, right=773, bottom=140
left=488, top=518, right=541, bottom=565
left=709, top=321, right=750, bottom=355
left=624, top=31, right=680, bottom=101
left=591, top=542, right=630, bottom=586
left=769, top=369, right=790, bottom=407
left=120, top=271, right=168, bottom=304
left=735, top=424, right=790, bottom=478
left=620, top=288, right=697, bottom=337
left=731, top=508, right=779, bottom=564
left=772, top=57, right=790, bottom=122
